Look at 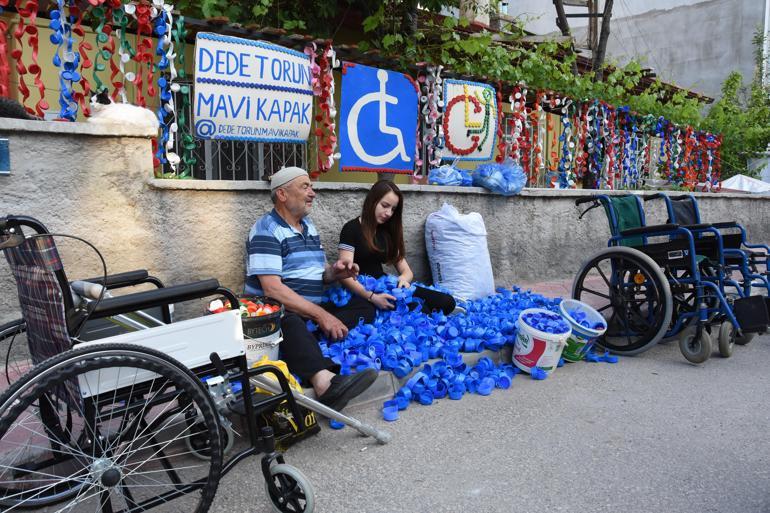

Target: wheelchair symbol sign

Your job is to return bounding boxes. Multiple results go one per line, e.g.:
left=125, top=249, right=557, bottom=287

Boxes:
left=339, top=63, right=417, bottom=173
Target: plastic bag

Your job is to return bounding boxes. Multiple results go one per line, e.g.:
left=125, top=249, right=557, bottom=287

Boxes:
left=428, top=162, right=473, bottom=186
left=251, top=356, right=320, bottom=449
left=428, top=164, right=462, bottom=186
left=472, top=158, right=527, bottom=196
left=424, top=203, right=495, bottom=300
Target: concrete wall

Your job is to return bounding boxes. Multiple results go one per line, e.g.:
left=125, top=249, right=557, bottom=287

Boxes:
left=2, top=120, right=770, bottom=324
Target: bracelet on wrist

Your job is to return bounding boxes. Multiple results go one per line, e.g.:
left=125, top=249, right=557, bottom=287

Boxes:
left=368, top=291, right=374, bottom=302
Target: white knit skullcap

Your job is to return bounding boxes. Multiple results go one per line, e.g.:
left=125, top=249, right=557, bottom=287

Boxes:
left=270, top=166, right=309, bottom=190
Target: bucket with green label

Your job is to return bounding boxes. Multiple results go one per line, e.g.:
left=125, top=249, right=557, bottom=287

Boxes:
left=559, top=299, right=607, bottom=362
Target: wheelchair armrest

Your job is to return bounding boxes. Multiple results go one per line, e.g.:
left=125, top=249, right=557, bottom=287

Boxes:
left=679, top=223, right=714, bottom=231
left=89, top=278, right=223, bottom=318
left=619, top=223, right=679, bottom=237
left=711, top=221, right=741, bottom=229
left=78, top=269, right=158, bottom=289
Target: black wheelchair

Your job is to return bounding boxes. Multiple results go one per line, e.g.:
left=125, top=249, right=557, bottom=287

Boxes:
left=573, top=195, right=769, bottom=364
left=0, top=215, right=314, bottom=512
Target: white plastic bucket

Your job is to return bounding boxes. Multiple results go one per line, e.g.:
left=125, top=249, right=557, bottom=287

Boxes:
left=513, top=308, right=572, bottom=374
left=244, top=329, right=282, bottom=366
left=559, top=299, right=607, bottom=362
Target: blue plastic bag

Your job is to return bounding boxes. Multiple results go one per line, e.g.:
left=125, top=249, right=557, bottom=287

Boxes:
left=428, top=159, right=473, bottom=187
left=472, top=158, right=526, bottom=196
left=428, top=164, right=463, bottom=186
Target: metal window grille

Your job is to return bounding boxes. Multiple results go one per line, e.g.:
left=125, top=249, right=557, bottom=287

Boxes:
left=166, top=81, right=307, bottom=180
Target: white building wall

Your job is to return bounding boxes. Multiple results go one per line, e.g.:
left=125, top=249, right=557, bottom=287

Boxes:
left=507, top=0, right=768, bottom=99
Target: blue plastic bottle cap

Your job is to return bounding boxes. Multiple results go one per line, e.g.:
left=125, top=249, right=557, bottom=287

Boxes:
left=329, top=419, right=345, bottom=429
left=382, top=405, right=399, bottom=422
left=418, top=391, right=434, bottom=406
left=395, top=395, right=410, bottom=410
left=448, top=384, right=464, bottom=400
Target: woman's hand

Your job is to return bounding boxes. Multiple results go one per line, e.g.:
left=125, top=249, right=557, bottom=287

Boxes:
left=370, top=292, right=396, bottom=310
left=397, top=275, right=411, bottom=289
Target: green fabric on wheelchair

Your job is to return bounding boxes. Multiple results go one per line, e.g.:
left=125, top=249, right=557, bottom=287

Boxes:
left=606, top=195, right=644, bottom=247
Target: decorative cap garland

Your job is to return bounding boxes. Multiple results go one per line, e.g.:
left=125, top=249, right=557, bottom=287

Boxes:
left=5, top=9, right=723, bottom=188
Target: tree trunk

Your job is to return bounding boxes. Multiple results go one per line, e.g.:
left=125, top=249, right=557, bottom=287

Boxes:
left=400, top=0, right=419, bottom=36
left=554, top=0, right=572, bottom=37
left=592, top=0, right=614, bottom=80
left=554, top=0, right=580, bottom=76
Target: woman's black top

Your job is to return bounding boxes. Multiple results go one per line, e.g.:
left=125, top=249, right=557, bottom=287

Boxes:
left=339, top=218, right=389, bottom=278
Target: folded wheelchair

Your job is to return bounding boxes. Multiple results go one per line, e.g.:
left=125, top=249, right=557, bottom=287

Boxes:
left=0, top=215, right=315, bottom=512
left=652, top=193, right=769, bottom=294
left=573, top=195, right=769, bottom=364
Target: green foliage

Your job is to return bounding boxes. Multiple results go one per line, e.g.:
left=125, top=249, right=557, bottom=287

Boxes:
left=357, top=5, right=705, bottom=128
left=175, top=0, right=730, bottom=153
left=701, top=30, right=770, bottom=178
left=175, top=0, right=343, bottom=33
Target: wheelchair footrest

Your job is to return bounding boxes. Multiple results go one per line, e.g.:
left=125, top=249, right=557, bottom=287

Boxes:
left=733, top=295, right=770, bottom=333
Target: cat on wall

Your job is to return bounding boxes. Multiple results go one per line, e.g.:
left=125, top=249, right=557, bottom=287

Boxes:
left=0, top=97, right=41, bottom=120
left=87, top=89, right=159, bottom=129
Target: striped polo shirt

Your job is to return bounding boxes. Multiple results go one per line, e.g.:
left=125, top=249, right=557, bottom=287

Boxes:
left=245, top=209, right=326, bottom=303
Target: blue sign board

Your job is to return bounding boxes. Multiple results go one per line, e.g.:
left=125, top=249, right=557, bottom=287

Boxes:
left=339, top=62, right=418, bottom=173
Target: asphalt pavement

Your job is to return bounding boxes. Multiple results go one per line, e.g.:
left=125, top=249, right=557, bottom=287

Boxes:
left=212, top=331, right=770, bottom=513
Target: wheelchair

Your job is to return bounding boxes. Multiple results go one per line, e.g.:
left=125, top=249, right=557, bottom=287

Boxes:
left=572, top=195, right=769, bottom=364
left=0, top=215, right=315, bottom=512
left=648, top=192, right=770, bottom=346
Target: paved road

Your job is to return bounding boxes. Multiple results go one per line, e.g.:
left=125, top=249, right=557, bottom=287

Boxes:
left=212, top=333, right=770, bottom=513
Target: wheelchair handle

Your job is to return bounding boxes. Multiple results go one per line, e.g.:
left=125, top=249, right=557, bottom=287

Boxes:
left=0, top=215, right=50, bottom=235
left=575, top=196, right=602, bottom=220
left=71, top=280, right=107, bottom=300
left=575, top=196, right=598, bottom=206
left=209, top=352, right=228, bottom=377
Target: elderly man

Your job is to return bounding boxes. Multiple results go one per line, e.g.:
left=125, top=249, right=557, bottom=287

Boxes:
left=246, top=167, right=377, bottom=411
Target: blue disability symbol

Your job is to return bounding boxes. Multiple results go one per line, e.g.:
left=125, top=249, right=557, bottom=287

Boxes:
left=346, top=69, right=410, bottom=166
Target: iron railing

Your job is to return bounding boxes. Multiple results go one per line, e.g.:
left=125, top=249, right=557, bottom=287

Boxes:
left=167, top=81, right=307, bottom=180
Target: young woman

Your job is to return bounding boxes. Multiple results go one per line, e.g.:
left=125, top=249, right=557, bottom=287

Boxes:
left=338, top=180, right=456, bottom=315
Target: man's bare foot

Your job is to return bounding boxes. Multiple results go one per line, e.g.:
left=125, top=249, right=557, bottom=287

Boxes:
left=310, top=369, right=335, bottom=397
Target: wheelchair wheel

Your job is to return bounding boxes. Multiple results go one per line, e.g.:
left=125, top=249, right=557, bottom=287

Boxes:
left=186, top=420, right=235, bottom=460
left=667, top=267, right=719, bottom=332
left=717, top=321, right=735, bottom=358
left=573, top=247, right=673, bottom=355
left=265, top=463, right=315, bottom=513
left=678, top=327, right=712, bottom=364
left=0, top=343, right=222, bottom=511
left=0, top=318, right=31, bottom=386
